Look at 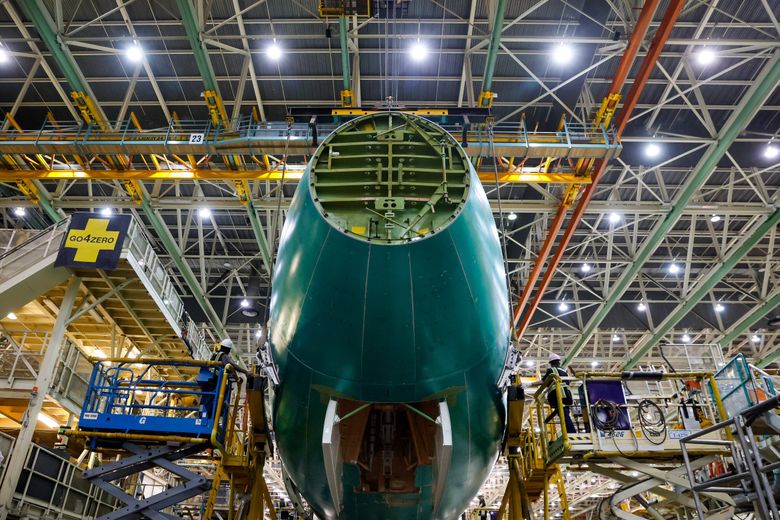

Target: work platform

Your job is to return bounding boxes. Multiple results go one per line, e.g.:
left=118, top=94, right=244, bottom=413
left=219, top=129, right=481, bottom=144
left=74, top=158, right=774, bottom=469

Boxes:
left=0, top=114, right=621, bottom=182
left=493, top=350, right=780, bottom=520
left=0, top=216, right=210, bottom=361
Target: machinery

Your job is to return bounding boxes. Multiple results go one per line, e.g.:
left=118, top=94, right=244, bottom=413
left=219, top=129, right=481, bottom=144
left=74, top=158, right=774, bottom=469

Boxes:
left=268, top=112, right=510, bottom=519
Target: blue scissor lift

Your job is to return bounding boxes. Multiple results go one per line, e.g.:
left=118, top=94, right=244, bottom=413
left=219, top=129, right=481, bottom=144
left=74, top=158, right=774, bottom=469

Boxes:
left=67, top=357, right=236, bottom=520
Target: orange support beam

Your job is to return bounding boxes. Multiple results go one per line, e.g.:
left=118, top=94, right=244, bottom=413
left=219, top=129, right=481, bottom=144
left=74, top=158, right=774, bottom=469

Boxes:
left=513, top=0, right=685, bottom=340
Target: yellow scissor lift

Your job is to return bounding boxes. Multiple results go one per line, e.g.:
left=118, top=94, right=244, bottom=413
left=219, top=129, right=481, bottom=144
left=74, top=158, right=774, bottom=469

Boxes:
left=497, top=370, right=735, bottom=520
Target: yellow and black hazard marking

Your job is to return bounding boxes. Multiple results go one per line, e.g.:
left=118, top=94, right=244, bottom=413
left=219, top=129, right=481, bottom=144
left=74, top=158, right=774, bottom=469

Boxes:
left=55, top=213, right=131, bottom=270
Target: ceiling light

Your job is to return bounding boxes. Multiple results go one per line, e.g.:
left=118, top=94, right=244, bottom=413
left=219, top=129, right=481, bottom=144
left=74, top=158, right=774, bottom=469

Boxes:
left=198, top=207, right=212, bottom=219
left=267, top=43, right=282, bottom=60
left=608, top=212, right=620, bottom=224
left=637, top=302, right=647, bottom=312
left=696, top=47, right=716, bottom=66
left=681, top=333, right=691, bottom=343
left=37, top=412, right=59, bottom=429
left=100, top=207, right=113, bottom=216
left=507, top=212, right=517, bottom=221
left=751, top=334, right=761, bottom=343
left=581, top=263, right=591, bottom=273
left=645, top=143, right=661, bottom=158
left=714, top=303, right=725, bottom=313
left=5, top=312, right=16, bottom=320
left=558, top=302, right=570, bottom=312
left=612, top=333, right=621, bottom=342
left=526, top=359, right=535, bottom=367
left=668, top=263, right=680, bottom=274
left=240, top=298, right=250, bottom=308
left=126, top=44, right=144, bottom=62
left=765, top=144, right=779, bottom=160
left=163, top=298, right=170, bottom=305
left=0, top=47, right=8, bottom=63
left=410, top=40, right=428, bottom=62
left=591, top=361, right=599, bottom=367
left=13, top=207, right=26, bottom=217
left=552, top=42, right=574, bottom=65
left=255, top=327, right=263, bottom=339
left=242, top=308, right=259, bottom=317
left=710, top=214, right=721, bottom=223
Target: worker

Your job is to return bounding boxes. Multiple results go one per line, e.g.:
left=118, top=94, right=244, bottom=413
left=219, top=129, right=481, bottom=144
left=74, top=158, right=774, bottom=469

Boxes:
left=199, top=339, right=249, bottom=419
left=544, top=353, right=577, bottom=434
left=478, top=495, right=487, bottom=520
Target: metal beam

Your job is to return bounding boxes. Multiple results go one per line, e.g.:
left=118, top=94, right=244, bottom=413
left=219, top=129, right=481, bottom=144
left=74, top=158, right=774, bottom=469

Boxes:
left=478, top=0, right=507, bottom=107
left=562, top=49, right=780, bottom=367
left=623, top=207, right=780, bottom=368
left=138, top=196, right=228, bottom=339
left=338, top=16, right=353, bottom=107
left=0, top=276, right=80, bottom=519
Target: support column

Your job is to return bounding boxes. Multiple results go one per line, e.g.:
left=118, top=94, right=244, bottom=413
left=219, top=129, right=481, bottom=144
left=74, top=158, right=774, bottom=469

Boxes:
left=0, top=276, right=80, bottom=518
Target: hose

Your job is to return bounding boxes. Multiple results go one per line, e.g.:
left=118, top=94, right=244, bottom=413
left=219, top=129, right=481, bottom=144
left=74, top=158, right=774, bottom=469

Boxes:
left=637, top=399, right=667, bottom=445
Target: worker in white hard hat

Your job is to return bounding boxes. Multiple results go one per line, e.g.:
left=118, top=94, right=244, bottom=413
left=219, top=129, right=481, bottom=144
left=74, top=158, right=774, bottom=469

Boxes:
left=544, top=353, right=577, bottom=433
left=199, top=338, right=248, bottom=420
left=211, top=338, right=249, bottom=375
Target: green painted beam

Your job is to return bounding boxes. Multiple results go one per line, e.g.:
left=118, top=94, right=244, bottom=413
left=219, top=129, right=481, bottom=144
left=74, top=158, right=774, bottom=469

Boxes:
left=624, top=207, right=780, bottom=369
left=339, top=16, right=351, bottom=93
left=33, top=180, right=64, bottom=223
left=175, top=0, right=219, bottom=94
left=480, top=0, right=508, bottom=95
left=139, top=198, right=228, bottom=339
left=246, top=198, right=273, bottom=273
left=562, top=50, right=780, bottom=368
left=16, top=0, right=86, bottom=93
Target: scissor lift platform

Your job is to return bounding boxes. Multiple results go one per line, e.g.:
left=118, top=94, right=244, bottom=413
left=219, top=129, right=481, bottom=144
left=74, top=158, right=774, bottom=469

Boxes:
left=65, top=358, right=236, bottom=520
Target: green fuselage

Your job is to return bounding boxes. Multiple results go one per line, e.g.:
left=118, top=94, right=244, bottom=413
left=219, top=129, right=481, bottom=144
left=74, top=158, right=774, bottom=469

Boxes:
left=270, top=114, right=509, bottom=519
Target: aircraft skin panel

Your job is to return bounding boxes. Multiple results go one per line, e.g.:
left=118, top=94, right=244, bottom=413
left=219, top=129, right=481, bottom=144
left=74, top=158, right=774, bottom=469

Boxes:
left=270, top=113, right=509, bottom=519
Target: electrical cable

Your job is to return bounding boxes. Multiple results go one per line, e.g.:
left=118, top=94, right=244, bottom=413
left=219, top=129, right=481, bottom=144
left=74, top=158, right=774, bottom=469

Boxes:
left=591, top=399, right=620, bottom=432
left=637, top=398, right=667, bottom=445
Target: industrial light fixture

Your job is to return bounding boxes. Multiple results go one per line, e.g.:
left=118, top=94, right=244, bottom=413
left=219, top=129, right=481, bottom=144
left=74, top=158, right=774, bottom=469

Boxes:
left=100, top=207, right=113, bottom=216
left=410, top=39, right=428, bottom=62
left=608, top=212, right=620, bottom=224
left=240, top=298, right=250, bottom=308
left=0, top=46, right=8, bottom=63
left=681, top=333, right=691, bottom=343
left=5, top=312, right=16, bottom=320
left=695, top=47, right=716, bottom=66
left=751, top=334, right=761, bottom=343
left=765, top=144, right=779, bottom=160
left=526, top=359, right=535, bottom=367
left=13, top=207, right=26, bottom=217
left=37, top=412, right=60, bottom=429
left=591, top=360, right=599, bottom=367
left=668, top=263, right=680, bottom=274
left=644, top=142, right=661, bottom=158
left=558, top=301, right=570, bottom=312
left=714, top=303, right=725, bottom=313
left=267, top=43, right=282, bottom=61
left=255, top=327, right=263, bottom=339
left=126, top=44, right=144, bottom=62
left=637, top=302, right=647, bottom=311
left=710, top=214, right=721, bottom=223
left=198, top=207, right=212, bottom=219
left=581, top=263, right=591, bottom=273
left=507, top=212, right=517, bottom=221
left=612, top=333, right=621, bottom=342
left=551, top=42, right=574, bottom=65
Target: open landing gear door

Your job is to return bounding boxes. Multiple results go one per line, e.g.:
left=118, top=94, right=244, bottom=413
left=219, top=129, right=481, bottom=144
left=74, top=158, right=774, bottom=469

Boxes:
left=322, top=399, right=343, bottom=515
left=432, top=400, right=453, bottom=516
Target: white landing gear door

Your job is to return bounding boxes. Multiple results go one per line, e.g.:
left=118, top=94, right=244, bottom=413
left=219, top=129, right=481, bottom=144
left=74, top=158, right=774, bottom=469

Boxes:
left=432, top=400, right=453, bottom=516
left=322, top=399, right=342, bottom=516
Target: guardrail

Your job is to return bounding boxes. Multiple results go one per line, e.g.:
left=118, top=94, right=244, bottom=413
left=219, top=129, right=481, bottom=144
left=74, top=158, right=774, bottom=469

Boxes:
left=0, top=218, right=69, bottom=285
left=0, top=334, right=90, bottom=412
left=0, top=430, right=118, bottom=519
